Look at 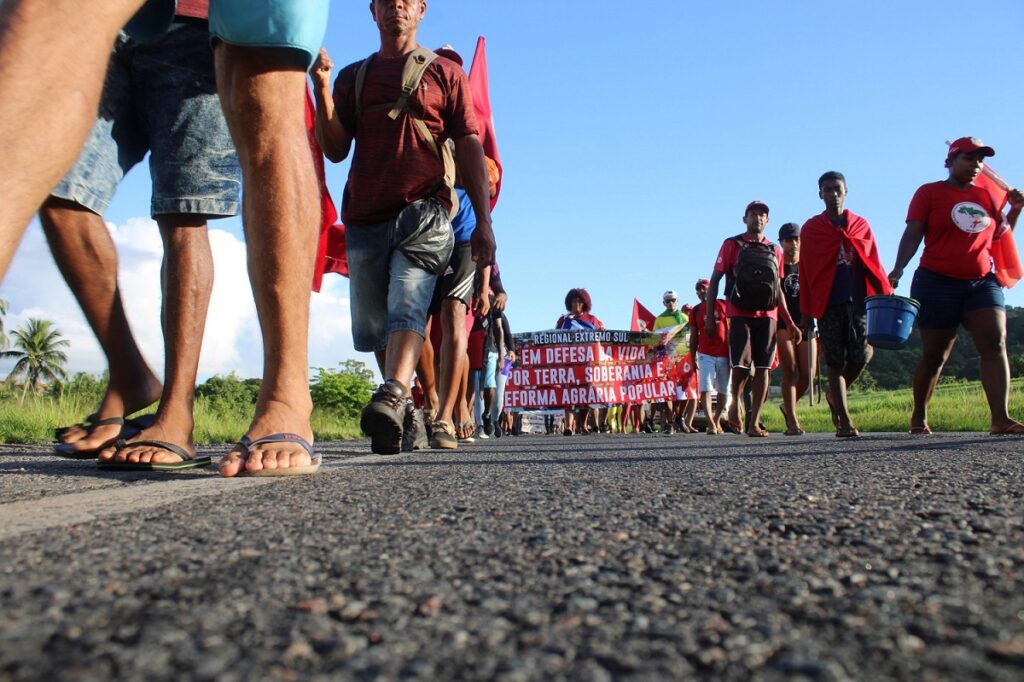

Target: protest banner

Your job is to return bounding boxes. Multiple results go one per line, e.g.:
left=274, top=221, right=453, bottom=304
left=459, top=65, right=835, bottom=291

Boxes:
left=504, top=327, right=690, bottom=409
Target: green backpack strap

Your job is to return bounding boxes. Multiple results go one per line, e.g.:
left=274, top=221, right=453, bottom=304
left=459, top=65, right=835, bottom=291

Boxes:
left=389, top=47, right=437, bottom=120
left=353, top=47, right=459, bottom=218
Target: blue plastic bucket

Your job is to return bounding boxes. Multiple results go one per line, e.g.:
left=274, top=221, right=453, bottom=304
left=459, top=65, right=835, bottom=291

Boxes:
left=865, top=295, right=920, bottom=350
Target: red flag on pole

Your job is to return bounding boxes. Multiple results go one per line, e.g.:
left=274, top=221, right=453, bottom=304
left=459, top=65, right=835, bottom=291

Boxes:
left=468, top=36, right=502, bottom=210
left=306, top=87, right=348, bottom=290
left=630, top=299, right=656, bottom=332
left=976, top=165, right=1021, bottom=288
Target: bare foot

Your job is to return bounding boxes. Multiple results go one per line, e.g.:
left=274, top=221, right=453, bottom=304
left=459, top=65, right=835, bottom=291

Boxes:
left=989, top=419, right=1024, bottom=435
left=219, top=400, right=314, bottom=477
left=97, top=416, right=195, bottom=465
left=57, top=377, right=162, bottom=450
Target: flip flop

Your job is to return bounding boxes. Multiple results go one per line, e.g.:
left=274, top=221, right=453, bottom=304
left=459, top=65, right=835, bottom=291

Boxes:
left=722, top=421, right=743, bottom=435
left=54, top=414, right=157, bottom=459
left=747, top=427, right=770, bottom=438
left=97, top=439, right=211, bottom=471
left=235, top=433, right=320, bottom=477
left=989, top=423, right=1024, bottom=435
left=784, top=427, right=805, bottom=436
left=836, top=427, right=860, bottom=438
left=54, top=412, right=100, bottom=441
left=909, top=425, right=932, bottom=435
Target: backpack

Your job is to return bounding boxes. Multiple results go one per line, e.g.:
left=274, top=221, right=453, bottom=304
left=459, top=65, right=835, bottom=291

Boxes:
left=729, top=236, right=780, bottom=311
left=354, top=48, right=459, bottom=218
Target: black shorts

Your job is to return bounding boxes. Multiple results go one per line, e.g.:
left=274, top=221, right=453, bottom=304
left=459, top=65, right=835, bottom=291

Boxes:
left=818, top=302, right=868, bottom=368
left=728, top=317, right=777, bottom=370
left=429, top=242, right=474, bottom=313
left=911, top=267, right=1004, bottom=329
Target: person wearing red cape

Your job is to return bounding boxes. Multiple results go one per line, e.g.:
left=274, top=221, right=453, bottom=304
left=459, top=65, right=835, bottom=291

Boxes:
left=799, top=171, right=892, bottom=437
left=888, top=137, right=1024, bottom=435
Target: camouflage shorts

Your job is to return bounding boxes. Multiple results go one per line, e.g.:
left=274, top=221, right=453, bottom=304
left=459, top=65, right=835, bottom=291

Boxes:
left=818, top=303, right=868, bottom=368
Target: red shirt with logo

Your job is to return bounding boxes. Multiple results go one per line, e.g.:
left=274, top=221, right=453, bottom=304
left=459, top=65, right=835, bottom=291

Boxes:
left=713, top=235, right=784, bottom=319
left=689, top=299, right=729, bottom=357
left=907, top=180, right=1003, bottom=280
left=175, top=0, right=208, bottom=19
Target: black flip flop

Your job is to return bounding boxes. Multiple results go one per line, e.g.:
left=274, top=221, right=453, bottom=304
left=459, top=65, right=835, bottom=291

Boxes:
left=53, top=414, right=157, bottom=459
left=97, top=439, right=210, bottom=471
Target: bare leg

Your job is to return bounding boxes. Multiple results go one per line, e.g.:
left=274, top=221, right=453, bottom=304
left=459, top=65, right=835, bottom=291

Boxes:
left=215, top=46, right=317, bottom=477
left=747, top=368, right=770, bottom=436
left=827, top=364, right=857, bottom=435
left=100, top=216, right=213, bottom=464
left=964, top=308, right=1021, bottom=432
left=39, top=199, right=162, bottom=452
left=0, top=0, right=145, bottom=279
left=728, top=368, right=748, bottom=429
left=795, top=337, right=814, bottom=401
left=911, top=327, right=958, bottom=433
left=434, top=299, right=468, bottom=427
left=416, top=319, right=438, bottom=417
left=777, top=329, right=801, bottom=432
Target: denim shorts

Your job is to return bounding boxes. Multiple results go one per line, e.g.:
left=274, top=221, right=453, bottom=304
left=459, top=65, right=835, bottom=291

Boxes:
left=911, top=267, right=1004, bottom=329
left=697, top=353, right=731, bottom=395
left=346, top=201, right=452, bottom=353
left=126, top=0, right=328, bottom=68
left=52, top=19, right=240, bottom=217
left=483, top=352, right=499, bottom=389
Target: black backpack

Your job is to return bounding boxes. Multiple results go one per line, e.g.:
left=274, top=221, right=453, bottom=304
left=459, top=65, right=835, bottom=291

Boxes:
left=729, top=236, right=780, bottom=311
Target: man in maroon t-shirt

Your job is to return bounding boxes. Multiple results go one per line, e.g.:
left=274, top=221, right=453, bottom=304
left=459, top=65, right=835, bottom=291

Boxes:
left=704, top=201, right=801, bottom=437
left=312, top=0, right=496, bottom=455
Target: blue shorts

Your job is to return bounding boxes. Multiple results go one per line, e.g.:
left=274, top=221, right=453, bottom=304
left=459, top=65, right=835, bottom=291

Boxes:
left=911, top=267, right=1004, bottom=330
left=346, top=201, right=453, bottom=353
left=126, top=0, right=328, bottom=68
left=53, top=19, right=240, bottom=217
left=483, top=352, right=499, bottom=389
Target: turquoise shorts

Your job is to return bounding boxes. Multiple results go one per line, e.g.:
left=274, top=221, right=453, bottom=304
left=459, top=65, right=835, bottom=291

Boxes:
left=125, top=0, right=328, bottom=68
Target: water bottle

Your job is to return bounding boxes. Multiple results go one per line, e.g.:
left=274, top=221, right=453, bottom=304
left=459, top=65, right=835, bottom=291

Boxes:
left=500, top=357, right=512, bottom=376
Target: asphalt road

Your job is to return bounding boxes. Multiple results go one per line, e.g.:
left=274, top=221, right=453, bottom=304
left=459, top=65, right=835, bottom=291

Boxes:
left=1, top=432, right=1022, bottom=681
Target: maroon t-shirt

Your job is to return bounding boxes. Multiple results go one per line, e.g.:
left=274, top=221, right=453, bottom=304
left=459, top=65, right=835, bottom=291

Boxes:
left=334, top=53, right=478, bottom=225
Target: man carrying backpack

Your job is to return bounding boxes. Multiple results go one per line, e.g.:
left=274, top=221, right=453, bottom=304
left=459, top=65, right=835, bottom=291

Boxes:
left=312, top=0, right=496, bottom=455
left=704, top=201, right=801, bottom=437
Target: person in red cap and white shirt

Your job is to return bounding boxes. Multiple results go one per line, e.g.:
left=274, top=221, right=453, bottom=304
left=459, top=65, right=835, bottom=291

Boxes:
left=889, top=137, right=1024, bottom=435
left=689, top=278, right=730, bottom=433
left=704, top=201, right=801, bottom=437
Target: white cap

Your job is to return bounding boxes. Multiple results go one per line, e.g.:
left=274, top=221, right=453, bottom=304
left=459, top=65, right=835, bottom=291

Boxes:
left=663, top=290, right=678, bottom=301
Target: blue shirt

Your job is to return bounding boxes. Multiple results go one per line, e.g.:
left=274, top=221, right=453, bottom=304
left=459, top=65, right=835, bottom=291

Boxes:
left=451, top=187, right=476, bottom=244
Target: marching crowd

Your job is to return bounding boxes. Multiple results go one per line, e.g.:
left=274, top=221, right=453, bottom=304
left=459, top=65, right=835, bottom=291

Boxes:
left=0, top=1, right=1019, bottom=480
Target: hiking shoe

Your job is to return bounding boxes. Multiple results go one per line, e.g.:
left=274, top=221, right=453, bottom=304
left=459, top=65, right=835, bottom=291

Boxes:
left=401, top=399, right=427, bottom=452
left=360, top=381, right=405, bottom=455
left=429, top=419, right=458, bottom=450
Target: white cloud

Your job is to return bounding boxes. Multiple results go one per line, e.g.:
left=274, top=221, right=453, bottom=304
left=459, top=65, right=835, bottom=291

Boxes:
left=0, top=219, right=365, bottom=383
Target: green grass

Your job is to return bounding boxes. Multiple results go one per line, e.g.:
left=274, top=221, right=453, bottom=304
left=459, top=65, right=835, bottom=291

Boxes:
left=761, top=377, right=1024, bottom=433
left=2, top=378, right=1022, bottom=444
left=0, top=395, right=363, bottom=445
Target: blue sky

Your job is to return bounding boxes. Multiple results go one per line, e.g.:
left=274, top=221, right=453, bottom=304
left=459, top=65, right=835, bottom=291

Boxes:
left=3, top=1, right=1023, bottom=379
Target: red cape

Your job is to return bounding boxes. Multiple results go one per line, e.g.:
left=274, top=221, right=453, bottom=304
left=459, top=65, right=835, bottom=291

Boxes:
left=798, top=210, right=892, bottom=319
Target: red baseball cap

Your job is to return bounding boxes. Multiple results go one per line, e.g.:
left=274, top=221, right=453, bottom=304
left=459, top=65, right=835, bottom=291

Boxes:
left=947, top=137, right=995, bottom=159
left=745, top=200, right=769, bottom=215
left=695, top=278, right=710, bottom=289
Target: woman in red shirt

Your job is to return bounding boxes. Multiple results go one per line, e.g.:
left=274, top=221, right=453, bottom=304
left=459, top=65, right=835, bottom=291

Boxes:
left=889, top=137, right=1024, bottom=435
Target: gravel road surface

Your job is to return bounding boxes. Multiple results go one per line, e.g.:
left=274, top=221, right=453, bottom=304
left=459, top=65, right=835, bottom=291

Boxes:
left=1, top=432, right=1022, bottom=680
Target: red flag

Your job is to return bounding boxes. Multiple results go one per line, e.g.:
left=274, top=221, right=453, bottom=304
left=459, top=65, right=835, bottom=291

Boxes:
left=976, top=166, right=1021, bottom=288
left=305, top=87, right=347, bottom=290
left=468, top=36, right=502, bottom=210
left=630, top=299, right=656, bottom=332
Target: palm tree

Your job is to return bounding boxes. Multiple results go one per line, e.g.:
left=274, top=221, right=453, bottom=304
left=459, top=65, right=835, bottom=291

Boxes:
left=2, top=318, right=70, bottom=402
left=0, top=297, right=8, bottom=350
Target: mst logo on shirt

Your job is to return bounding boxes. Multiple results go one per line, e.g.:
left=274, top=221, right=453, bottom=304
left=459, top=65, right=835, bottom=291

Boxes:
left=951, top=202, right=992, bottom=234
